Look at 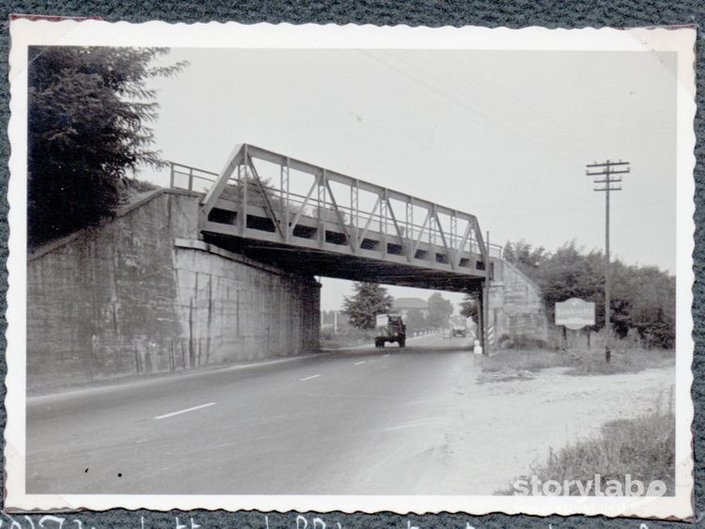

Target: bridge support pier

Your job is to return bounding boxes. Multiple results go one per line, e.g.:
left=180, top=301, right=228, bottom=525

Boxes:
left=482, top=271, right=491, bottom=355
left=477, top=287, right=484, bottom=353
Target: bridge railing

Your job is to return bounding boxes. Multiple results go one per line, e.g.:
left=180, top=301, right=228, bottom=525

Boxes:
left=169, top=162, right=217, bottom=194
left=488, top=243, right=503, bottom=259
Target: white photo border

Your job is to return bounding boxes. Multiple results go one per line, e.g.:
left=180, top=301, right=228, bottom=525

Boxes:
left=6, top=20, right=696, bottom=519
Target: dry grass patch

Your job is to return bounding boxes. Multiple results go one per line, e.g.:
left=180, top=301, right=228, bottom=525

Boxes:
left=320, top=328, right=376, bottom=349
left=479, top=347, right=673, bottom=381
left=568, top=347, right=674, bottom=376
left=500, top=401, right=675, bottom=496
left=482, top=349, right=573, bottom=373
left=478, top=349, right=572, bottom=383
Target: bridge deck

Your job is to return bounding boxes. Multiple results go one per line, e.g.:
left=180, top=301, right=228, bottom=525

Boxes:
left=170, top=144, right=501, bottom=292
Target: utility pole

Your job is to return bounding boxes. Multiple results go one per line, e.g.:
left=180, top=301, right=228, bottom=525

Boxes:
left=586, top=160, right=630, bottom=363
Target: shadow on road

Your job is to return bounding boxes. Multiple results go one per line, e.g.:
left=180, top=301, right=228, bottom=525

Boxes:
left=401, top=342, right=473, bottom=354
left=334, top=340, right=473, bottom=356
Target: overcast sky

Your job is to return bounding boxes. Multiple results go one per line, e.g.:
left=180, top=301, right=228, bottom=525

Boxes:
left=141, top=48, right=677, bottom=311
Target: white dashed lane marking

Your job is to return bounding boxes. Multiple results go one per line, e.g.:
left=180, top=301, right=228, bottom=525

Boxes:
left=154, top=402, right=216, bottom=420
left=355, top=361, right=366, bottom=366
left=299, top=374, right=321, bottom=381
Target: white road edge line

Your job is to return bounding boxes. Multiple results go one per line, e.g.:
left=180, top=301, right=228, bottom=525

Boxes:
left=299, top=374, right=321, bottom=381
left=154, top=402, right=216, bottom=420
left=355, top=361, right=366, bottom=366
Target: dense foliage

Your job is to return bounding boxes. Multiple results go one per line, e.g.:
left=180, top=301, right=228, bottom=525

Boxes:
left=405, top=308, right=428, bottom=331
left=28, top=46, right=186, bottom=247
left=459, top=291, right=480, bottom=324
left=503, top=239, right=675, bottom=349
left=342, top=282, right=394, bottom=329
left=427, top=292, right=454, bottom=328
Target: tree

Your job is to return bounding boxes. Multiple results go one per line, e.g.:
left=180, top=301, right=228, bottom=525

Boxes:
left=459, top=291, right=480, bottom=324
left=342, top=282, right=393, bottom=329
left=503, top=239, right=547, bottom=276
left=28, top=46, right=187, bottom=247
left=427, top=292, right=453, bottom=328
left=615, top=264, right=675, bottom=348
left=502, top=241, right=516, bottom=263
left=405, top=308, right=427, bottom=332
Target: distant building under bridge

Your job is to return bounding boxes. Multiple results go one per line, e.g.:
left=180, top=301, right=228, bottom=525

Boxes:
left=392, top=297, right=429, bottom=319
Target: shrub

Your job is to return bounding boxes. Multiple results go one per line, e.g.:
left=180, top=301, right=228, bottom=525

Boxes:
left=498, top=333, right=547, bottom=350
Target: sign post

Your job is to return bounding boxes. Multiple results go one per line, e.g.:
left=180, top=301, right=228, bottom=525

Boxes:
left=555, top=298, right=596, bottom=350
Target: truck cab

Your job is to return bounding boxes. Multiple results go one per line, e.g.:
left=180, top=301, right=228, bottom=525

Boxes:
left=374, top=313, right=407, bottom=348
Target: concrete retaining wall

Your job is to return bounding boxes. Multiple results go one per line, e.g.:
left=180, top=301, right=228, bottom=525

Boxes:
left=489, top=260, right=548, bottom=344
left=27, top=189, right=320, bottom=394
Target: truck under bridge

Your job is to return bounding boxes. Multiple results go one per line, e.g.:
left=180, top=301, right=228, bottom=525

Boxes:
left=169, top=143, right=503, bottom=296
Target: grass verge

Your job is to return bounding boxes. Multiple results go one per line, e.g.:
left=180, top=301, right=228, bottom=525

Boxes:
left=320, top=329, right=376, bottom=349
left=480, top=347, right=673, bottom=381
left=567, top=347, right=674, bottom=376
left=499, top=400, right=675, bottom=496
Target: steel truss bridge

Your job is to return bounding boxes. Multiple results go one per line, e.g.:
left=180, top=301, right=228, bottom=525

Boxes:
left=169, top=144, right=502, bottom=293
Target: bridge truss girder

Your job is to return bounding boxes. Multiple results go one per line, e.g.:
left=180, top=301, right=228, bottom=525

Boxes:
left=172, top=143, right=497, bottom=292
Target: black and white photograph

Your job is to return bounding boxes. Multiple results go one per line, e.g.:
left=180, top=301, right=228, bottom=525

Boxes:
left=6, top=20, right=695, bottom=518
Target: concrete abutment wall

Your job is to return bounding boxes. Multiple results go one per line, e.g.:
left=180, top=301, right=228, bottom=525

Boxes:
left=27, top=190, right=320, bottom=394
left=488, top=260, right=548, bottom=346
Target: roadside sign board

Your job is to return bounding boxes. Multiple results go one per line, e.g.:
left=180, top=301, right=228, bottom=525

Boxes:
left=555, top=298, right=595, bottom=330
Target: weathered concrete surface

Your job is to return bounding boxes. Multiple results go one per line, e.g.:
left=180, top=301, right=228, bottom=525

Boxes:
left=27, top=189, right=320, bottom=394
left=489, top=260, right=547, bottom=343
left=173, top=240, right=319, bottom=366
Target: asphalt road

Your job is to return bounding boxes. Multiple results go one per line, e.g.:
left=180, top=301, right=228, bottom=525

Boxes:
left=27, top=333, right=479, bottom=494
